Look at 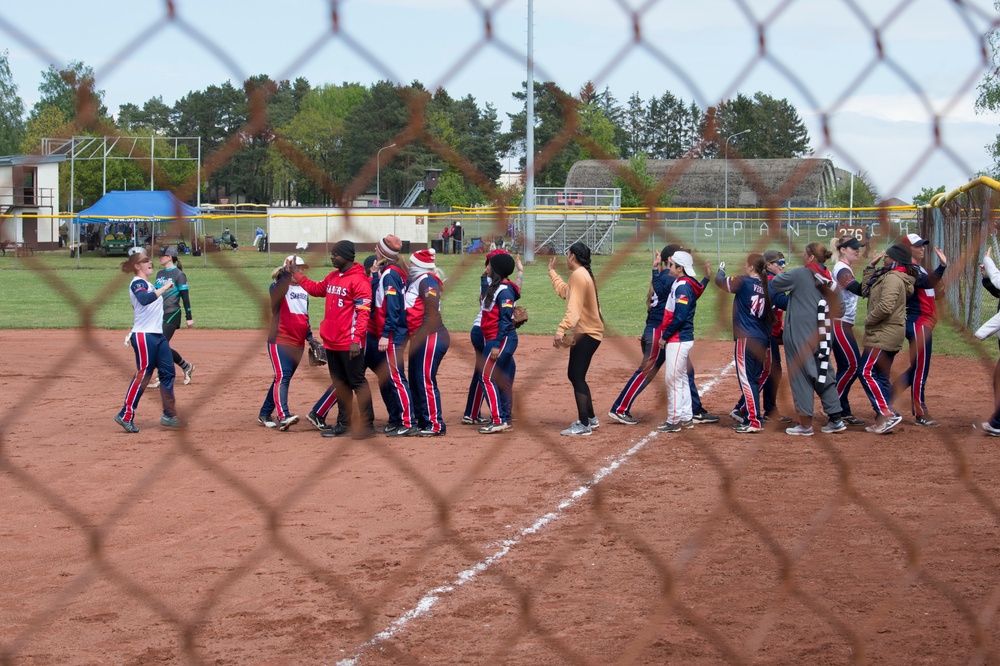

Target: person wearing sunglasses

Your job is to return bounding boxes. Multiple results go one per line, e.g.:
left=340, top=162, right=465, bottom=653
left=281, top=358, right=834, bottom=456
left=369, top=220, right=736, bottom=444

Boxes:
left=115, top=251, right=182, bottom=433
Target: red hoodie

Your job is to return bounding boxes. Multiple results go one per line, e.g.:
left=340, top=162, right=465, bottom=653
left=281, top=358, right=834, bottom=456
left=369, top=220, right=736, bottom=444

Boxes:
left=297, top=262, right=372, bottom=351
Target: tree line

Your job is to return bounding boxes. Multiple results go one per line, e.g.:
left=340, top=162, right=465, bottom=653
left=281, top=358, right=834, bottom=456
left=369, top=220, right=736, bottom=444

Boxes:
left=1, top=51, right=827, bottom=211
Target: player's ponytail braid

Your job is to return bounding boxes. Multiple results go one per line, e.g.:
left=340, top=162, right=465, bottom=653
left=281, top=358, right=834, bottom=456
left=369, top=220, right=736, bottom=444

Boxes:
left=749, top=252, right=773, bottom=330
left=569, top=242, right=602, bottom=321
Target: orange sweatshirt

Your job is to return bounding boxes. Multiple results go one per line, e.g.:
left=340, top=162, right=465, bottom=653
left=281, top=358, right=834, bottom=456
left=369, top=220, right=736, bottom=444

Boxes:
left=549, top=266, right=604, bottom=341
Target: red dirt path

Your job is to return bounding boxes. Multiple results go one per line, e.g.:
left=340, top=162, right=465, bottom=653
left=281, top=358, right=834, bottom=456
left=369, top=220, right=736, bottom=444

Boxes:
left=1, top=330, right=999, bottom=665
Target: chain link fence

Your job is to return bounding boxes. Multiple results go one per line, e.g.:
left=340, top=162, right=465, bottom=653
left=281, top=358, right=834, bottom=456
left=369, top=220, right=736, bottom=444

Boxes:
left=2, top=1, right=1000, bottom=664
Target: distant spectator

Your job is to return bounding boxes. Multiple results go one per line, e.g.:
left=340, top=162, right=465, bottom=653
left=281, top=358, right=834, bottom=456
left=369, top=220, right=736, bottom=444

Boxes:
left=452, top=221, right=464, bottom=255
left=441, top=224, right=452, bottom=254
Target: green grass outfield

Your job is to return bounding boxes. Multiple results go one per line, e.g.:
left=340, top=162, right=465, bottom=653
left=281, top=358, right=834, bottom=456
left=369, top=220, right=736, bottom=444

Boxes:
left=0, top=248, right=990, bottom=359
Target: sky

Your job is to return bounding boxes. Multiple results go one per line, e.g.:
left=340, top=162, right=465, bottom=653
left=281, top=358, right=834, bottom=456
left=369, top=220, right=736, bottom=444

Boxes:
left=2, top=0, right=1000, bottom=202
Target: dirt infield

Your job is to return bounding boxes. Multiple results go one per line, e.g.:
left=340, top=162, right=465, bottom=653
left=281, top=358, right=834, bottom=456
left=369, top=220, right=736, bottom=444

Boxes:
left=1, top=329, right=999, bottom=664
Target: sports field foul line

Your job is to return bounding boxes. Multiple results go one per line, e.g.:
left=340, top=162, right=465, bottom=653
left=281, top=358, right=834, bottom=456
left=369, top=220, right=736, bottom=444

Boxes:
left=336, top=360, right=736, bottom=665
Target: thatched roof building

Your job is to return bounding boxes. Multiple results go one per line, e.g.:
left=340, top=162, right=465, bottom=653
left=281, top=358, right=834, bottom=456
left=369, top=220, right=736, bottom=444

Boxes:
left=565, top=158, right=837, bottom=208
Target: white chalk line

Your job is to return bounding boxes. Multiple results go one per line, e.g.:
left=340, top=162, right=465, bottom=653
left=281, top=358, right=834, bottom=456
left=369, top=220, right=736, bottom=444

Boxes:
left=336, top=360, right=736, bottom=665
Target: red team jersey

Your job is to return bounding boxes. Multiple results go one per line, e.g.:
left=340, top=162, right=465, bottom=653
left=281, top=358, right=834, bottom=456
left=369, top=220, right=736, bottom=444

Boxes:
left=297, top=262, right=372, bottom=351
left=405, top=272, right=444, bottom=333
left=269, top=277, right=311, bottom=347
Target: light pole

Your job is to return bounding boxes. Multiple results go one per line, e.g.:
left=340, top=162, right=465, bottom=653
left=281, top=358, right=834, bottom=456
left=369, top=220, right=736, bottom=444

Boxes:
left=724, top=129, right=751, bottom=227
left=376, top=142, right=396, bottom=207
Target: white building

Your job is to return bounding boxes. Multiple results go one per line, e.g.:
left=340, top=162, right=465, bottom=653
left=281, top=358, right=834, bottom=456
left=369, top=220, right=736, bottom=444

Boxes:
left=0, top=155, right=65, bottom=249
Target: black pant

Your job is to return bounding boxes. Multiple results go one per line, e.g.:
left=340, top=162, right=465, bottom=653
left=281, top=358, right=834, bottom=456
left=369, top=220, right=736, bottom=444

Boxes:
left=568, top=334, right=601, bottom=424
left=327, top=349, right=374, bottom=429
left=162, top=317, right=187, bottom=368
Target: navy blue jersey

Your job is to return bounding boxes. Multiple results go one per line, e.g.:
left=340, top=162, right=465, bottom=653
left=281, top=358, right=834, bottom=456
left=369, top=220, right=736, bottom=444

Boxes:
left=656, top=276, right=702, bottom=343
left=718, top=272, right=770, bottom=341
left=645, top=268, right=673, bottom=328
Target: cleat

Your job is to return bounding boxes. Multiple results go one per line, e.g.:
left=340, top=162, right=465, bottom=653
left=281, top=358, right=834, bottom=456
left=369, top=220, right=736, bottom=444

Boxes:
left=915, top=416, right=939, bottom=427
left=322, top=423, right=349, bottom=438
left=306, top=411, right=332, bottom=432
left=785, top=424, right=814, bottom=436
left=478, top=422, right=511, bottom=434
left=183, top=363, right=195, bottom=385
left=588, top=416, right=599, bottom=429
left=387, top=426, right=421, bottom=437
left=821, top=420, right=847, bottom=434
left=733, top=423, right=763, bottom=433
left=692, top=411, right=720, bottom=424
left=728, top=409, right=746, bottom=425
left=975, top=422, right=1000, bottom=437
left=115, top=414, right=140, bottom=433
left=680, top=419, right=694, bottom=429
left=419, top=428, right=446, bottom=437
left=148, top=377, right=161, bottom=389
left=656, top=421, right=681, bottom=433
left=277, top=414, right=299, bottom=431
left=160, top=415, right=184, bottom=428
left=842, top=415, right=867, bottom=426
left=382, top=422, right=402, bottom=433
left=258, top=413, right=277, bottom=428
left=607, top=410, right=639, bottom=425
left=560, top=421, right=593, bottom=436
left=461, top=416, right=490, bottom=425
left=865, top=414, right=902, bottom=435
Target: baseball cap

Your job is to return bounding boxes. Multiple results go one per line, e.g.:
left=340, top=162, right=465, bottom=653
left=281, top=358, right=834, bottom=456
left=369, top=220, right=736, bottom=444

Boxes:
left=906, top=233, right=929, bottom=247
left=671, top=250, right=697, bottom=278
left=128, top=246, right=145, bottom=256
left=284, top=254, right=307, bottom=266
left=160, top=245, right=179, bottom=257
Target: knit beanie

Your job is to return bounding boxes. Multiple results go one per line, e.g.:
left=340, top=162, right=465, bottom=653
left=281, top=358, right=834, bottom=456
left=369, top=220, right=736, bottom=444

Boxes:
left=886, top=243, right=911, bottom=265
left=410, top=248, right=436, bottom=270
left=485, top=248, right=510, bottom=266
left=331, top=240, right=356, bottom=262
left=376, top=234, right=402, bottom=260
left=489, top=252, right=516, bottom=278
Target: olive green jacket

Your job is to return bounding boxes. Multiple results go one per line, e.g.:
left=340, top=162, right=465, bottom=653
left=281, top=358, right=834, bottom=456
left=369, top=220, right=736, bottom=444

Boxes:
left=862, top=266, right=915, bottom=352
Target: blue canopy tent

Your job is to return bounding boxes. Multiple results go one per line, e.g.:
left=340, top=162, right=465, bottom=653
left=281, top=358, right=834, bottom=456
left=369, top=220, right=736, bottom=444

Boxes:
left=74, top=191, right=200, bottom=258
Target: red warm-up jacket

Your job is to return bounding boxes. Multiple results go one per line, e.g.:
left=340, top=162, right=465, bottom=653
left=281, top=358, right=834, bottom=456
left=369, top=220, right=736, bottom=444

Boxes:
left=297, top=262, right=372, bottom=351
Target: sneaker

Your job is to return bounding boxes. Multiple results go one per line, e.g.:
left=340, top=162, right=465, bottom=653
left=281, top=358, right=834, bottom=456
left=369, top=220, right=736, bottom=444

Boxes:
left=478, top=422, right=511, bottom=434
left=607, top=410, right=639, bottom=426
left=160, top=415, right=184, bottom=428
left=975, top=422, right=1000, bottom=437
left=785, top=424, right=814, bottom=436
left=147, top=377, right=161, bottom=389
left=461, top=416, right=490, bottom=425
left=419, top=428, right=446, bottom=437
left=183, top=363, right=195, bottom=385
left=692, top=411, right=720, bottom=424
left=306, top=411, right=332, bottom=432
left=733, top=423, right=763, bottom=433
left=382, top=422, right=402, bottom=433
left=561, top=421, right=593, bottom=436
left=680, top=419, right=694, bottom=429
left=728, top=409, right=746, bottom=425
left=588, top=416, right=599, bottom=429
left=865, top=414, right=902, bottom=435
left=322, top=423, right=349, bottom=438
left=821, top=420, right=847, bottom=434
left=842, top=415, right=867, bottom=426
left=387, top=425, right=421, bottom=437
left=915, top=416, right=940, bottom=427
left=656, top=421, right=681, bottom=433
left=277, top=414, right=299, bottom=432
left=115, top=414, right=140, bottom=433
left=258, top=413, right=277, bottom=429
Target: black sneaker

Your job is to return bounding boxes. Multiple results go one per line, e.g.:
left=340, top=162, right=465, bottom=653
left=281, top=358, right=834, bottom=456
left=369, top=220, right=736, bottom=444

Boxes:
left=733, top=423, right=763, bottom=433
left=656, top=421, right=681, bottom=433
left=728, top=409, right=746, bottom=425
left=419, top=428, right=446, bottom=437
left=306, top=411, right=333, bottom=432
left=387, top=425, right=421, bottom=437
left=322, top=423, right=349, bottom=438
left=115, top=414, right=140, bottom=433
left=277, top=414, right=299, bottom=431
left=607, top=410, right=639, bottom=425
left=382, top=422, right=403, bottom=433
left=692, top=411, right=720, bottom=424
left=258, top=413, right=277, bottom=429
left=915, top=416, right=939, bottom=427
left=842, top=415, right=867, bottom=426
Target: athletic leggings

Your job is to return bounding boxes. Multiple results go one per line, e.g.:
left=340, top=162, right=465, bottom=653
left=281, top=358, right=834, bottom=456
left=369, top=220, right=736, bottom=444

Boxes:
left=832, top=320, right=861, bottom=416
left=859, top=347, right=898, bottom=418
left=464, top=325, right=486, bottom=419
left=900, top=320, right=933, bottom=417
left=162, top=314, right=188, bottom=369
left=568, top=334, right=601, bottom=424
